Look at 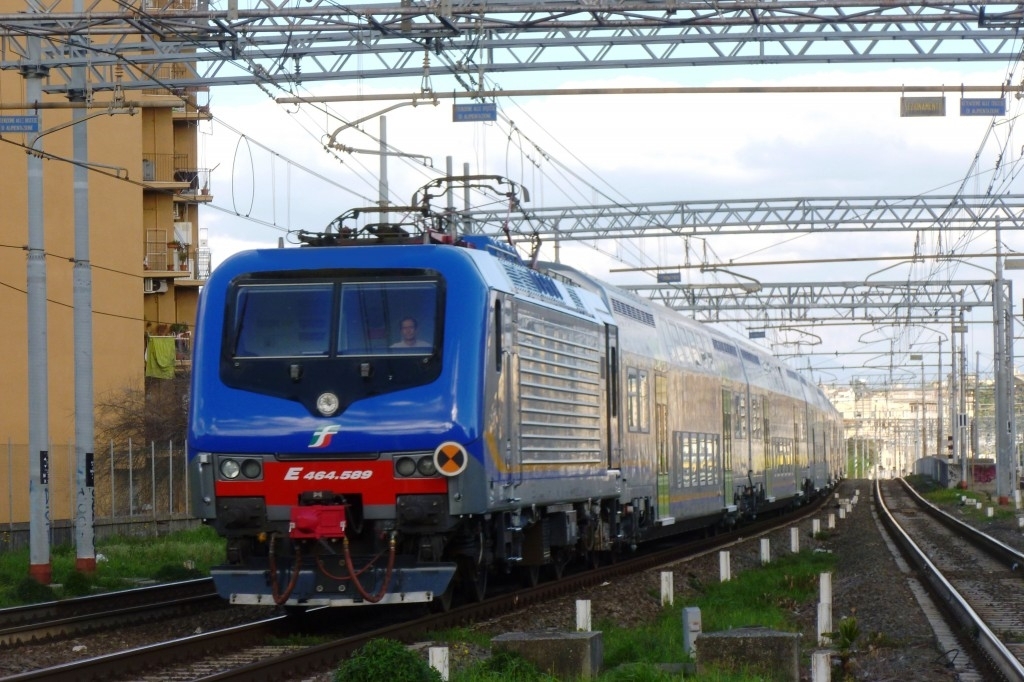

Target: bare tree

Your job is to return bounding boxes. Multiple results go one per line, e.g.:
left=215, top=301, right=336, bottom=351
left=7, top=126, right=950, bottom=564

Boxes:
left=94, top=373, right=191, bottom=516
left=95, top=374, right=189, bottom=450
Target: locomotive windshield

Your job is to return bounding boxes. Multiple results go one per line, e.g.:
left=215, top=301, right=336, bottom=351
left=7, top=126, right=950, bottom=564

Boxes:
left=338, top=281, right=437, bottom=355
left=222, top=273, right=444, bottom=416
left=234, top=283, right=333, bottom=357
left=231, top=279, right=439, bottom=358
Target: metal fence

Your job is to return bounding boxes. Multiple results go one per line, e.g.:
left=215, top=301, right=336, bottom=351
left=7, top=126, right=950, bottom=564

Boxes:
left=1, top=439, right=196, bottom=552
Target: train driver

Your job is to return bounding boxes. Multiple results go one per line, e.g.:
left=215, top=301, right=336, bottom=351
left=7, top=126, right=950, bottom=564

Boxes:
left=391, top=317, right=432, bottom=348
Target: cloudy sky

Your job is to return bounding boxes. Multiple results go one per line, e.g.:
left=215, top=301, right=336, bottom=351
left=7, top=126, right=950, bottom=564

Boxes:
left=195, top=58, right=1024, bottom=387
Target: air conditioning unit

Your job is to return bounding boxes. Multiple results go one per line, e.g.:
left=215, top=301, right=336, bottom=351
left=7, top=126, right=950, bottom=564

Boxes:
left=144, top=278, right=169, bottom=294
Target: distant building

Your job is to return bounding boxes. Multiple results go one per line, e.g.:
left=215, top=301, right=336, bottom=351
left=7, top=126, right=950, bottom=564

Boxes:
left=822, top=374, right=1024, bottom=480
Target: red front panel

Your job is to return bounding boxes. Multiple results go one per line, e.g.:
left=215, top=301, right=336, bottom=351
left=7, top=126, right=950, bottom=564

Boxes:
left=213, top=460, right=447, bottom=504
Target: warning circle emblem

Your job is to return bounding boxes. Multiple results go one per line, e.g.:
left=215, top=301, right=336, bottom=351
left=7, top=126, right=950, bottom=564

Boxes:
left=433, top=441, right=468, bottom=477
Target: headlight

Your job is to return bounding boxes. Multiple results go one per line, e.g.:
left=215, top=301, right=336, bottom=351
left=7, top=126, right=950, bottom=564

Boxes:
left=395, top=457, right=417, bottom=477
left=316, top=392, right=340, bottom=416
left=220, top=458, right=241, bottom=479
left=417, top=456, right=437, bottom=477
left=241, top=459, right=262, bottom=479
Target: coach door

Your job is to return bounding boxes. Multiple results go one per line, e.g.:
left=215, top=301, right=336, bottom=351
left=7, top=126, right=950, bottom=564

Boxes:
left=605, top=325, right=621, bottom=470
left=722, top=388, right=734, bottom=505
left=655, top=373, right=669, bottom=516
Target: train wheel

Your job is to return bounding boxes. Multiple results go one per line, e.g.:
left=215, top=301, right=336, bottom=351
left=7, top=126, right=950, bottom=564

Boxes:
left=458, top=555, right=488, bottom=602
left=467, top=566, right=488, bottom=602
left=550, top=550, right=570, bottom=581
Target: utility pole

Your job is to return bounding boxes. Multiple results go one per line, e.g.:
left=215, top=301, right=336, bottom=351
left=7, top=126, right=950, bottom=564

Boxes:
left=994, top=223, right=1016, bottom=503
left=22, top=35, right=51, bottom=584
left=70, top=19, right=96, bottom=571
left=960, top=322, right=968, bottom=486
left=937, top=336, right=943, bottom=462
left=921, top=358, right=926, bottom=459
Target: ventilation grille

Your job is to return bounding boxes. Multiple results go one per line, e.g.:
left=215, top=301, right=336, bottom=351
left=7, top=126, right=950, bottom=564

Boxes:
left=502, top=261, right=565, bottom=302
left=712, top=338, right=738, bottom=356
left=740, top=349, right=760, bottom=364
left=610, top=298, right=655, bottom=327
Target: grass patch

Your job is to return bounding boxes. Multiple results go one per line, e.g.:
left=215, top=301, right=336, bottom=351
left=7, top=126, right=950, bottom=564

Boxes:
left=693, top=551, right=833, bottom=633
left=0, top=525, right=224, bottom=607
left=431, top=627, right=494, bottom=650
left=913, top=480, right=1019, bottom=522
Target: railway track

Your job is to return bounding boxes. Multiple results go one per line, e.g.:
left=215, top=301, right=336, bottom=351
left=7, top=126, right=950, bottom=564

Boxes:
left=2, top=492, right=833, bottom=682
left=0, top=579, right=220, bottom=645
left=876, top=478, right=1024, bottom=682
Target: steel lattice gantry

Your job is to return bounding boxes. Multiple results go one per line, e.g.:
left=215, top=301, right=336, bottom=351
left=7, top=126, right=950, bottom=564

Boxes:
left=463, top=194, right=1024, bottom=240
left=2, top=0, right=1024, bottom=93
left=624, top=279, right=996, bottom=323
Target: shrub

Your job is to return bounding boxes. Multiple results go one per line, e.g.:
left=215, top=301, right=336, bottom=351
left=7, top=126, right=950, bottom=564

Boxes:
left=334, top=639, right=442, bottom=682
left=12, top=577, right=54, bottom=604
left=62, top=570, right=94, bottom=597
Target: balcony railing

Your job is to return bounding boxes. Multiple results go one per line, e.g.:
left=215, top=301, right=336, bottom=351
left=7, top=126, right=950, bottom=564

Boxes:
left=141, top=156, right=212, bottom=199
left=142, top=153, right=188, bottom=183
left=172, top=168, right=211, bottom=196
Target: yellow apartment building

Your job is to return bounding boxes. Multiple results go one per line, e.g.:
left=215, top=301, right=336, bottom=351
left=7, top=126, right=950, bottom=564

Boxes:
left=0, top=7, right=210, bottom=530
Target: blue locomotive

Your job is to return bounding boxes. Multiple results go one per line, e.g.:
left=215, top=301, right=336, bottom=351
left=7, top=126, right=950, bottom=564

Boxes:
left=187, top=177, right=844, bottom=608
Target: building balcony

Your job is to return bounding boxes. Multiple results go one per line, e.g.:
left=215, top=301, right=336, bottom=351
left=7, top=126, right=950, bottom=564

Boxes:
left=144, top=253, right=195, bottom=277
left=141, top=154, right=213, bottom=202
left=172, top=103, right=212, bottom=121
left=171, top=169, right=213, bottom=203
left=144, top=235, right=211, bottom=284
left=141, top=153, right=188, bottom=185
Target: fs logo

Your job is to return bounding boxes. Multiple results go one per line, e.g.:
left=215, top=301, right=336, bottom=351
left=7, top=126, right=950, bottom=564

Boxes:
left=308, top=425, right=341, bottom=449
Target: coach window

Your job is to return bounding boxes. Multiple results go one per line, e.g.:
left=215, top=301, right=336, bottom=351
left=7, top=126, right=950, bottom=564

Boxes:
left=761, top=396, right=770, bottom=441
left=626, top=367, right=650, bottom=433
left=733, top=392, right=748, bottom=440
left=750, top=395, right=763, bottom=441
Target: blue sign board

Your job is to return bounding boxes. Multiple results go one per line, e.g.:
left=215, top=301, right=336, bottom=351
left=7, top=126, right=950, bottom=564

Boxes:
left=0, top=115, right=39, bottom=133
left=656, top=272, right=681, bottom=283
left=960, top=97, right=1006, bottom=116
left=453, top=103, right=497, bottom=122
